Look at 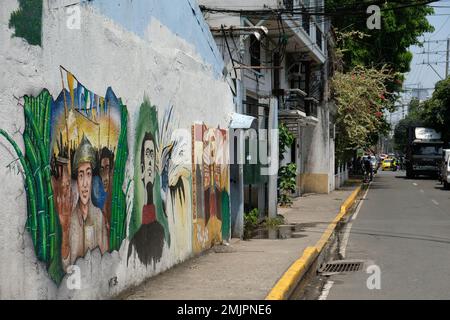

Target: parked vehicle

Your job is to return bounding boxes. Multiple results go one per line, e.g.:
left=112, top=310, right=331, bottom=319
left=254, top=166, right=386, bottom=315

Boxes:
left=405, top=127, right=443, bottom=178
left=370, top=156, right=379, bottom=173
left=382, top=159, right=395, bottom=171
left=440, top=149, right=450, bottom=189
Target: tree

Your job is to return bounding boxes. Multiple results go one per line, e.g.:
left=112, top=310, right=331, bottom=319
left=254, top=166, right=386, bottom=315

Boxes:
left=394, top=77, right=450, bottom=152
left=421, top=77, right=450, bottom=142
left=327, top=1, right=434, bottom=160
left=393, top=99, right=424, bottom=153
left=331, top=65, right=395, bottom=160
left=326, top=0, right=434, bottom=74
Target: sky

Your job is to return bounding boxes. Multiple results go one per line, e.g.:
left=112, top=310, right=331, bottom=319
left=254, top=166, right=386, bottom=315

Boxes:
left=404, top=0, right=450, bottom=97
left=389, top=0, right=450, bottom=126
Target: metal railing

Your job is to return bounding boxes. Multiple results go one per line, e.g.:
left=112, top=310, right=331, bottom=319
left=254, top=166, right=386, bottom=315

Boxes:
left=305, top=97, right=318, bottom=118
left=284, top=92, right=306, bottom=113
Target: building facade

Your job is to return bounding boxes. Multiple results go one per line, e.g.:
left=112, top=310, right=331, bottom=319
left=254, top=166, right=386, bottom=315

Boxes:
left=199, top=0, right=337, bottom=235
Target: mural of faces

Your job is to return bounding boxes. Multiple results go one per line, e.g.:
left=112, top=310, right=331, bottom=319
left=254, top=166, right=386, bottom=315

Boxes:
left=141, top=134, right=156, bottom=188
left=100, top=157, right=111, bottom=193
left=13, top=70, right=127, bottom=283
left=76, top=161, right=93, bottom=209
left=47, top=73, right=125, bottom=271
left=128, top=118, right=166, bottom=267
left=192, top=124, right=230, bottom=253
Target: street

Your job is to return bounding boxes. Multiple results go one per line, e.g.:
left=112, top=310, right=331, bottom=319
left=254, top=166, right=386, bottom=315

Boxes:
left=318, top=170, right=450, bottom=300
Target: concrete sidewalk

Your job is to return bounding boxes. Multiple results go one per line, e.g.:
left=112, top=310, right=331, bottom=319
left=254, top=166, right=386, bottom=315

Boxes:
left=119, top=184, right=358, bottom=300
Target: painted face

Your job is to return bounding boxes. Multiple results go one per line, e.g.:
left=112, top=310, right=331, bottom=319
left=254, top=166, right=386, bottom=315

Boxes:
left=77, top=162, right=92, bottom=206
left=100, top=157, right=111, bottom=192
left=142, top=139, right=155, bottom=186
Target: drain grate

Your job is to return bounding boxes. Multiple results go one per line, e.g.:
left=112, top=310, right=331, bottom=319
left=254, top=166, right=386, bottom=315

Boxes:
left=318, top=260, right=365, bottom=275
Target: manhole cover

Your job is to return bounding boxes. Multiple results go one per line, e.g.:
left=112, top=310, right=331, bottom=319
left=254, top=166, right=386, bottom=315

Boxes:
left=318, top=260, right=365, bottom=276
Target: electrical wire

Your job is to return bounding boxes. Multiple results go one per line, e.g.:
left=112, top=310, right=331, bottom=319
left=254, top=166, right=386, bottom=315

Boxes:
left=200, top=0, right=438, bottom=17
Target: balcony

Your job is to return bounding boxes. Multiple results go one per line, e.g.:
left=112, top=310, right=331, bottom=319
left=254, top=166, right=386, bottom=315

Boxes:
left=284, top=89, right=307, bottom=115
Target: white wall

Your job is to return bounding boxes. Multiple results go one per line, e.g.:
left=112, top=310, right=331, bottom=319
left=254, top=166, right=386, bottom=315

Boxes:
left=0, top=0, right=234, bottom=299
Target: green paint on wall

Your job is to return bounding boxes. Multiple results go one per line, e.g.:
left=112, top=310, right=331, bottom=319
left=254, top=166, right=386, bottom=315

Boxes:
left=129, top=98, right=171, bottom=246
left=9, top=0, right=43, bottom=46
left=221, top=190, right=230, bottom=241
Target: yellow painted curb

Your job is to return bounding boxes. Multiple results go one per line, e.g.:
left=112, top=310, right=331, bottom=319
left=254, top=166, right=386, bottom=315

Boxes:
left=316, top=185, right=361, bottom=253
left=265, top=246, right=318, bottom=300
left=265, top=184, right=362, bottom=300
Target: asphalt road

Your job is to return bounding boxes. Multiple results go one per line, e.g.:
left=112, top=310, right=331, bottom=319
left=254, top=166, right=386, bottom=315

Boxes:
left=322, top=170, right=450, bottom=300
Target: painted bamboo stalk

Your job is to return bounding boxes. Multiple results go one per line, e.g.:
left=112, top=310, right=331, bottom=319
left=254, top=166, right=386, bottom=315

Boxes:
left=112, top=125, right=124, bottom=249
left=116, top=107, right=126, bottom=246
left=0, top=130, right=38, bottom=248
left=40, top=93, right=58, bottom=264
left=24, top=132, right=48, bottom=261
left=31, top=92, right=63, bottom=283
left=118, top=106, right=129, bottom=246
left=109, top=103, right=128, bottom=251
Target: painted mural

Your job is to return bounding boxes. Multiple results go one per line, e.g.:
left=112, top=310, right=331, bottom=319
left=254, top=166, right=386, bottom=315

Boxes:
left=0, top=67, right=128, bottom=284
left=8, top=0, right=43, bottom=46
left=127, top=99, right=192, bottom=267
left=0, top=75, right=230, bottom=285
left=192, top=124, right=230, bottom=253
left=51, top=67, right=128, bottom=269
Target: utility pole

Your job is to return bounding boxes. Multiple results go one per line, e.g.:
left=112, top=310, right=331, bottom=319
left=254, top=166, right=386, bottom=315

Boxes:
left=446, top=38, right=450, bottom=79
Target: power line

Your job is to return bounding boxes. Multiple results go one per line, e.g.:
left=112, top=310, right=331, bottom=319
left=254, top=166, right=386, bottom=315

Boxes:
left=200, top=0, right=438, bottom=17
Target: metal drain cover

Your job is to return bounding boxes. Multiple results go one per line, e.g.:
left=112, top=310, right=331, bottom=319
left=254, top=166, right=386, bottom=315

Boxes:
left=318, top=260, right=365, bottom=276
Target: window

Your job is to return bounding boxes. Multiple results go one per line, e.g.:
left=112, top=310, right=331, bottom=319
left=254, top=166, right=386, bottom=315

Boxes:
left=287, top=62, right=307, bottom=92
left=250, top=35, right=261, bottom=72
left=316, top=26, right=323, bottom=50
left=413, top=145, right=443, bottom=156
left=302, top=8, right=310, bottom=35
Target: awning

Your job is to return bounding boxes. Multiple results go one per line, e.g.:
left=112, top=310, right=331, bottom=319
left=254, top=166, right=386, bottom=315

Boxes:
left=229, top=112, right=257, bottom=129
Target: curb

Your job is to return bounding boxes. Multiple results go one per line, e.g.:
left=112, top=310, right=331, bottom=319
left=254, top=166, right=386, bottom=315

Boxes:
left=265, top=184, right=363, bottom=300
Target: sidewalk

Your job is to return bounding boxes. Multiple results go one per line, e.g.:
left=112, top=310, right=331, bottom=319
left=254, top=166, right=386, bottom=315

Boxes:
left=119, top=184, right=359, bottom=300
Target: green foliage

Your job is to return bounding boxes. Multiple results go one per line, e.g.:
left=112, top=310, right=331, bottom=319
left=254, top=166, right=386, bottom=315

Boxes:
left=331, top=65, right=394, bottom=158
left=394, top=77, right=450, bottom=148
left=9, top=0, right=42, bottom=46
left=278, top=163, right=297, bottom=207
left=264, top=216, right=285, bottom=229
left=327, top=1, right=434, bottom=159
left=243, top=208, right=259, bottom=239
left=279, top=123, right=295, bottom=161
left=419, top=77, right=450, bottom=142
left=326, top=0, right=434, bottom=75
left=393, top=99, right=424, bottom=152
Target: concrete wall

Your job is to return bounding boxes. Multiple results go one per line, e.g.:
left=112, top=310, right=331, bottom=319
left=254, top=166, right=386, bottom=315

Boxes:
left=0, top=0, right=234, bottom=299
left=300, top=104, right=333, bottom=194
